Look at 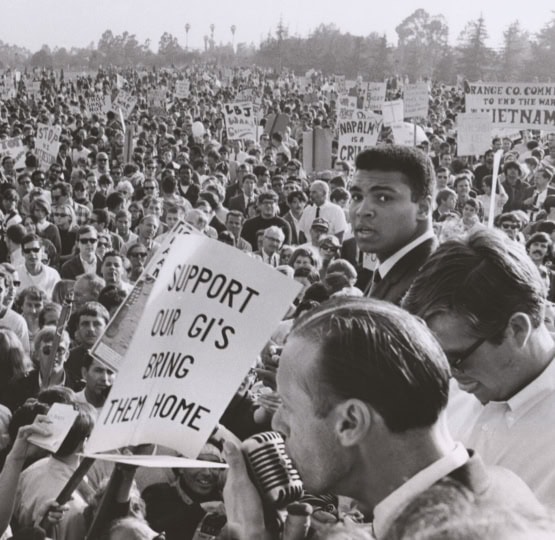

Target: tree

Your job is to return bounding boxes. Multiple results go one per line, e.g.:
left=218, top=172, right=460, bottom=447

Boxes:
left=395, top=9, right=449, bottom=81
left=158, top=32, right=181, bottom=64
left=457, top=15, right=493, bottom=80
left=30, top=45, right=53, bottom=68
left=499, top=21, right=530, bottom=80
left=534, top=12, right=555, bottom=80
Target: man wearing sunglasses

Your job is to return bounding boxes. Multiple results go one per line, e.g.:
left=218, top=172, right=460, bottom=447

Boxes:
left=16, top=234, right=60, bottom=299
left=61, top=225, right=103, bottom=280
left=403, top=228, right=555, bottom=508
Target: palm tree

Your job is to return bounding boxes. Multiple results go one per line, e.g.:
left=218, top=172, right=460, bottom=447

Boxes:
left=231, top=25, right=236, bottom=52
left=185, top=23, right=191, bottom=51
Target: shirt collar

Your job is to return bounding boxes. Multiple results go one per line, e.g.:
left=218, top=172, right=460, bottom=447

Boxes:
left=373, top=443, right=469, bottom=539
left=376, top=230, right=435, bottom=280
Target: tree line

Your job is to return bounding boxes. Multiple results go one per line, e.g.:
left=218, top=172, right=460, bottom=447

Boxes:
left=1, top=9, right=555, bottom=82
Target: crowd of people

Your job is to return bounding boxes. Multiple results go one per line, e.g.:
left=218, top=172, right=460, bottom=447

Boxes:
left=0, top=63, right=554, bottom=539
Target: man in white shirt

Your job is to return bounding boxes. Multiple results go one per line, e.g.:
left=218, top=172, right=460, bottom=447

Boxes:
left=403, top=228, right=555, bottom=508
left=75, top=354, right=115, bottom=415
left=222, top=299, right=543, bottom=538
left=17, top=234, right=60, bottom=299
left=297, top=180, right=347, bottom=242
left=101, top=252, right=133, bottom=294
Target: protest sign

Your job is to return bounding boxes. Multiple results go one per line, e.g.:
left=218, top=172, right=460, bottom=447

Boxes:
left=390, top=122, right=428, bottom=146
left=337, top=94, right=358, bottom=110
left=149, top=88, right=167, bottom=116
left=264, top=113, right=290, bottom=137
left=403, top=83, right=429, bottom=119
left=364, top=82, right=387, bottom=110
left=87, top=95, right=111, bottom=117
left=86, top=233, right=300, bottom=459
left=35, top=123, right=61, bottom=170
left=223, top=102, right=257, bottom=140
left=465, top=82, right=555, bottom=130
left=29, top=81, right=41, bottom=98
left=28, top=403, right=78, bottom=453
left=175, top=80, right=190, bottom=99
left=0, top=78, right=14, bottom=100
left=381, top=99, right=404, bottom=126
left=337, top=109, right=383, bottom=162
left=303, top=128, right=333, bottom=173
left=335, top=75, right=346, bottom=94
left=112, top=90, right=137, bottom=119
left=0, top=137, right=27, bottom=169
left=456, top=112, right=492, bottom=156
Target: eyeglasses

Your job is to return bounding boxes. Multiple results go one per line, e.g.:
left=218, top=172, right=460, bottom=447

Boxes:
left=97, top=242, right=110, bottom=248
left=501, top=223, right=520, bottom=230
left=98, top=158, right=107, bottom=162
left=130, top=252, right=148, bottom=258
left=53, top=213, right=69, bottom=217
left=144, top=186, right=156, bottom=191
left=23, top=247, right=40, bottom=254
left=41, top=344, right=68, bottom=356
left=447, top=335, right=491, bottom=371
left=13, top=280, right=20, bottom=287
left=80, top=238, right=97, bottom=244
left=320, top=244, right=338, bottom=252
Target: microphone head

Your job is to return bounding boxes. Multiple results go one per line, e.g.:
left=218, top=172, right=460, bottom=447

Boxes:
left=242, top=431, right=304, bottom=508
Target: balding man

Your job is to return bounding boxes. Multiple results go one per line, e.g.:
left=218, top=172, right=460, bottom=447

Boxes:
left=298, top=180, right=347, bottom=242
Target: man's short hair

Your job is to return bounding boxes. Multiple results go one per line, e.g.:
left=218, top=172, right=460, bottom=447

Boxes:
left=503, top=161, right=521, bottom=175
left=77, top=301, right=110, bottom=325
left=436, top=188, right=457, bottom=206
left=258, top=191, right=279, bottom=204
left=226, top=210, right=245, bottom=223
left=102, top=250, right=123, bottom=266
left=21, top=233, right=40, bottom=246
left=287, top=190, right=308, bottom=205
left=354, top=146, right=436, bottom=201
left=289, top=298, right=450, bottom=432
left=402, top=229, right=547, bottom=344
left=526, top=232, right=553, bottom=251
left=78, top=225, right=97, bottom=238
left=92, top=209, right=109, bottom=225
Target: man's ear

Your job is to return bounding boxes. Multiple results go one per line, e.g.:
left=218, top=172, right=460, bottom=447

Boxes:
left=333, top=399, right=372, bottom=447
left=416, top=195, right=433, bottom=220
left=506, top=312, right=533, bottom=349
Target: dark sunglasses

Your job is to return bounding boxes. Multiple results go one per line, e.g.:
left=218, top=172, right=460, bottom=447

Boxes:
left=41, top=345, right=67, bottom=356
left=23, top=247, right=41, bottom=254
left=80, top=238, right=97, bottom=244
left=130, top=252, right=148, bottom=258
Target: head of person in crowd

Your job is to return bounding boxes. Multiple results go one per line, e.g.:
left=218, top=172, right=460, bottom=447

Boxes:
left=98, top=174, right=114, bottom=196
left=494, top=212, right=522, bottom=242
left=435, top=188, right=457, bottom=215
left=453, top=175, right=472, bottom=203
left=261, top=226, right=285, bottom=257
left=126, top=243, right=149, bottom=281
left=218, top=230, right=236, bottom=247
left=22, top=214, right=37, bottom=235
left=96, top=231, right=112, bottom=262
left=142, top=178, right=159, bottom=198
left=128, top=201, right=144, bottom=229
left=0, top=263, right=19, bottom=312
left=286, top=189, right=308, bottom=219
left=98, top=285, right=127, bottom=317
left=309, top=180, right=330, bottom=209
left=526, top=232, right=553, bottom=266
left=17, top=173, right=33, bottom=198
left=31, top=169, right=47, bottom=189
left=327, top=259, right=358, bottom=287
left=503, top=161, right=522, bottom=186
left=319, top=234, right=341, bottom=264
left=101, top=251, right=126, bottom=288
left=1, top=187, right=19, bottom=216
left=350, top=146, right=435, bottom=261
left=289, top=247, right=319, bottom=271
left=30, top=197, right=51, bottom=225
left=269, top=298, right=452, bottom=516
left=309, top=217, right=330, bottom=246
left=533, top=166, right=554, bottom=191
left=32, top=326, right=71, bottom=384
left=81, top=352, right=115, bottom=409
left=177, top=163, right=193, bottom=187
left=224, top=210, right=243, bottom=240
left=106, top=191, right=126, bottom=215
left=115, top=210, right=132, bottom=239
left=435, top=167, right=450, bottom=190
left=77, top=224, right=99, bottom=261
left=0, top=328, right=31, bottom=388
left=21, top=233, right=44, bottom=274
left=137, top=214, right=160, bottom=243
left=142, top=195, right=164, bottom=220
left=403, top=228, right=551, bottom=406
left=90, top=209, right=110, bottom=234
left=330, top=187, right=350, bottom=210
left=257, top=191, right=279, bottom=219
left=278, top=244, right=294, bottom=266
left=53, top=202, right=76, bottom=232
left=76, top=301, right=110, bottom=348
left=240, top=173, right=257, bottom=199
left=16, top=286, right=47, bottom=332
left=39, top=302, right=62, bottom=328
left=73, top=180, right=89, bottom=205
left=96, top=152, right=110, bottom=174
left=293, top=266, right=321, bottom=295
left=185, top=209, right=209, bottom=233
left=461, top=198, right=482, bottom=227
left=73, top=273, right=106, bottom=311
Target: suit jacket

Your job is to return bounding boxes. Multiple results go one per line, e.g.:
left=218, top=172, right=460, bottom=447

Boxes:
left=522, top=185, right=555, bottom=209
left=341, top=237, right=373, bottom=291
left=228, top=194, right=249, bottom=217
left=282, top=211, right=306, bottom=246
left=366, top=237, right=438, bottom=305
left=61, top=255, right=102, bottom=280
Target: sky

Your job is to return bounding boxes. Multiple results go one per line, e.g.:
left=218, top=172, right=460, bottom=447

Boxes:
left=1, top=0, right=554, bottom=53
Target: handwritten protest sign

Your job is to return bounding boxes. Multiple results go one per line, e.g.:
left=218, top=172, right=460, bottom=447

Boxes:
left=337, top=95, right=358, bottom=110
left=87, top=95, right=112, bottom=117
left=390, top=122, right=428, bottom=146
left=0, top=137, right=27, bottom=169
left=149, top=88, right=167, bottom=116
left=175, top=80, right=190, bottom=99
left=93, top=222, right=198, bottom=372
left=404, top=83, right=429, bottom=119
left=465, top=82, right=555, bottom=130
left=303, top=128, right=333, bottom=173
left=364, top=82, right=387, bottom=111
left=86, top=233, right=300, bottom=459
left=28, top=403, right=78, bottom=453
left=35, top=123, right=61, bottom=170
left=456, top=112, right=492, bottom=156
left=337, top=109, right=383, bottom=162
left=112, top=91, right=137, bottom=119
left=381, top=100, right=404, bottom=126
left=223, top=102, right=257, bottom=140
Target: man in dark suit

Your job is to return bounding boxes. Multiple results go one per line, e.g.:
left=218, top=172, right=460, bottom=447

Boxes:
left=522, top=165, right=555, bottom=220
left=228, top=173, right=257, bottom=217
left=222, top=299, right=544, bottom=538
left=348, top=145, right=437, bottom=305
left=340, top=236, right=373, bottom=291
left=60, top=225, right=102, bottom=280
left=282, top=189, right=308, bottom=246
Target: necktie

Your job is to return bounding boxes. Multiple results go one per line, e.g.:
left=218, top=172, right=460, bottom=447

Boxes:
left=368, top=269, right=382, bottom=297
left=315, top=206, right=320, bottom=218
